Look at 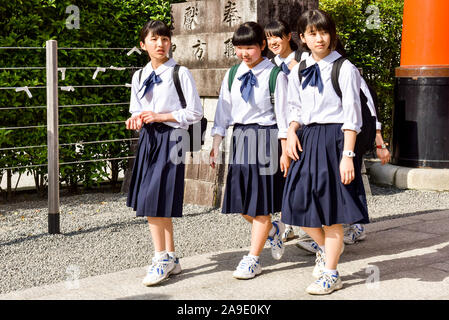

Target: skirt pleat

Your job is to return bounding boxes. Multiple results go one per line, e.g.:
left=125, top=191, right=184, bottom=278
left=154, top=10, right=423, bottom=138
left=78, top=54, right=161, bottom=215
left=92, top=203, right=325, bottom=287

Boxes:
left=281, top=123, right=369, bottom=227
left=222, top=123, right=285, bottom=216
left=126, top=123, right=186, bottom=218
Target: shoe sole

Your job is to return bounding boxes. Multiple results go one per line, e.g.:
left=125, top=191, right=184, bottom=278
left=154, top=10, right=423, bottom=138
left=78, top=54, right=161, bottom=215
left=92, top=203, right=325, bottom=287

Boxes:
left=306, top=282, right=343, bottom=295
left=233, top=270, right=262, bottom=280
left=142, top=266, right=178, bottom=286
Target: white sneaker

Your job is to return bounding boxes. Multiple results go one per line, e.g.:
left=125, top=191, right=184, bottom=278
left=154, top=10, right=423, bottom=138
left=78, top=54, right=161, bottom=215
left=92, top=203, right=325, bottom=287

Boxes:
left=312, top=249, right=326, bottom=278
left=282, top=225, right=295, bottom=242
left=306, top=271, right=343, bottom=295
left=267, top=221, right=285, bottom=260
left=142, top=254, right=176, bottom=286
left=297, top=228, right=313, bottom=241
left=344, top=224, right=367, bottom=245
left=232, top=255, right=262, bottom=280
left=311, top=244, right=345, bottom=278
left=296, top=240, right=319, bottom=254
left=168, top=255, right=182, bottom=275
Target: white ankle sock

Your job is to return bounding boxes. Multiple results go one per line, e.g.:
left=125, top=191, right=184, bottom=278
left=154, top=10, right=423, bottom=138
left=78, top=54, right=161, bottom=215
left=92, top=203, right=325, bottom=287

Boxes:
left=323, top=268, right=338, bottom=276
left=167, top=251, right=176, bottom=259
left=248, top=254, right=259, bottom=261
left=154, top=250, right=167, bottom=259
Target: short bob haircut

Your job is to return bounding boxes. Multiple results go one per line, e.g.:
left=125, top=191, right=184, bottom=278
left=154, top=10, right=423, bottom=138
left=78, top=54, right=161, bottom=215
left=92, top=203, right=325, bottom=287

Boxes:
left=232, top=21, right=268, bottom=56
left=139, top=20, right=172, bottom=43
left=297, top=9, right=337, bottom=52
left=264, top=19, right=299, bottom=51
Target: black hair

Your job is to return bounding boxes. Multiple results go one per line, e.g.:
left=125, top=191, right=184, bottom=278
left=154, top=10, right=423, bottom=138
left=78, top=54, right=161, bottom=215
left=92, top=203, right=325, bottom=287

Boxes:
left=232, top=21, right=268, bottom=56
left=297, top=9, right=337, bottom=52
left=264, top=19, right=299, bottom=51
left=335, top=37, right=346, bottom=57
left=139, top=20, right=171, bottom=43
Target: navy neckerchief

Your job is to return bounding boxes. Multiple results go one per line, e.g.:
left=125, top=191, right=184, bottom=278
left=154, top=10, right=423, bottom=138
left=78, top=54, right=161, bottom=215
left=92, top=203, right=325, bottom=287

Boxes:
left=140, top=71, right=162, bottom=99
left=300, top=63, right=323, bottom=93
left=238, top=70, right=257, bottom=103
left=280, top=61, right=290, bottom=75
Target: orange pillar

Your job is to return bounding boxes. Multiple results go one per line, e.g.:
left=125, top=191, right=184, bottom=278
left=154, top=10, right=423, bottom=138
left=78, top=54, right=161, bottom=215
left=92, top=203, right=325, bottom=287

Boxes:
left=400, top=0, right=449, bottom=67
left=393, top=0, right=449, bottom=168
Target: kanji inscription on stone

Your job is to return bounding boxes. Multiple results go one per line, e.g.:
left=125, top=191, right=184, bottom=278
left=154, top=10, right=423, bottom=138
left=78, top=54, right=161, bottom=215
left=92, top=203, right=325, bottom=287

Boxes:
left=223, top=1, right=241, bottom=27
left=183, top=4, right=199, bottom=30
left=224, top=38, right=236, bottom=58
left=192, top=39, right=207, bottom=60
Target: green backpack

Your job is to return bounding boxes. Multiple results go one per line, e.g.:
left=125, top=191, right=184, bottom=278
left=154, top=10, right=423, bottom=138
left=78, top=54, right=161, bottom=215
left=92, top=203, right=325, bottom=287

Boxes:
left=227, top=63, right=282, bottom=108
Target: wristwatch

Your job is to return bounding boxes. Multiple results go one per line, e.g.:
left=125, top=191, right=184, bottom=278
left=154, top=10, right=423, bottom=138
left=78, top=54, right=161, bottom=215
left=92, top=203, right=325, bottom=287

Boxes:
left=376, top=143, right=387, bottom=149
left=343, top=150, right=356, bottom=158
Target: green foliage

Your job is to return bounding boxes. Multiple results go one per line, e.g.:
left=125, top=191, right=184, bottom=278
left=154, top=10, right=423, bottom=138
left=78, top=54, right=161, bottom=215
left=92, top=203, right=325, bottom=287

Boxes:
left=319, top=0, right=404, bottom=142
left=0, top=0, right=171, bottom=194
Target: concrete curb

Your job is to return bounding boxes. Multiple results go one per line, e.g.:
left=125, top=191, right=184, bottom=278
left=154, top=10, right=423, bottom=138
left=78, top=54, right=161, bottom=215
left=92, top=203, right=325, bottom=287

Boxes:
left=367, top=163, right=449, bottom=192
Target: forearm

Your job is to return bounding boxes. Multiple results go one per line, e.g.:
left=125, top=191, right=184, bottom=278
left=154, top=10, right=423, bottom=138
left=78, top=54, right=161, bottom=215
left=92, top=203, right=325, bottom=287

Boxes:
left=343, top=129, right=357, bottom=152
left=280, top=138, right=287, bottom=154
left=375, top=130, right=385, bottom=146
left=157, top=112, right=178, bottom=123
left=212, top=134, right=223, bottom=150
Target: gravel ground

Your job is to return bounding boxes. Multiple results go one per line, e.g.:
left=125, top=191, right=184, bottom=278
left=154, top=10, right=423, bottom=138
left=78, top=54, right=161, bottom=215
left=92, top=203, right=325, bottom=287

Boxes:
left=1, top=184, right=449, bottom=294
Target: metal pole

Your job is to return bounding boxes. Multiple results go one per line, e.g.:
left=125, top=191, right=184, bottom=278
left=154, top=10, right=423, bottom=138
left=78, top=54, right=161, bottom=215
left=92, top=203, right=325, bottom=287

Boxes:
left=46, top=40, right=60, bottom=234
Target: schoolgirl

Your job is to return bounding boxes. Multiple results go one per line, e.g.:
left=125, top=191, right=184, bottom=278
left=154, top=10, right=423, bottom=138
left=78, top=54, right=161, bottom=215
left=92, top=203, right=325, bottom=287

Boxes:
left=293, top=40, right=390, bottom=251
left=264, top=19, right=310, bottom=243
left=125, top=20, right=203, bottom=286
left=265, top=19, right=309, bottom=76
left=209, top=21, right=289, bottom=279
left=282, top=9, right=369, bottom=294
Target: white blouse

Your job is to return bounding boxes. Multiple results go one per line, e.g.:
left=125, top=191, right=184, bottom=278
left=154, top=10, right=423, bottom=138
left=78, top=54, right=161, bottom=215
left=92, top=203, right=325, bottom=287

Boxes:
left=287, top=50, right=363, bottom=133
left=129, top=58, right=203, bottom=130
left=211, top=58, right=289, bottom=139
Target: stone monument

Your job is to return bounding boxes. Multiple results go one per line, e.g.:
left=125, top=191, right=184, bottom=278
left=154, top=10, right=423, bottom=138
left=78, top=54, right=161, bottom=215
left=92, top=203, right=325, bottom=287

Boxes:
left=170, top=0, right=318, bottom=206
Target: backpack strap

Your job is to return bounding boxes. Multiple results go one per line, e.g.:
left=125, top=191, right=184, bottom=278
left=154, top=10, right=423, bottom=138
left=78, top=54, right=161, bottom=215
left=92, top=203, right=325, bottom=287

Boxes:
left=228, top=63, right=240, bottom=91
left=173, top=64, right=187, bottom=108
left=294, top=49, right=303, bottom=62
left=227, top=63, right=280, bottom=107
left=269, top=66, right=282, bottom=106
left=138, top=69, right=143, bottom=84
left=330, top=56, right=347, bottom=99
left=270, top=57, right=279, bottom=67
left=298, top=59, right=307, bottom=83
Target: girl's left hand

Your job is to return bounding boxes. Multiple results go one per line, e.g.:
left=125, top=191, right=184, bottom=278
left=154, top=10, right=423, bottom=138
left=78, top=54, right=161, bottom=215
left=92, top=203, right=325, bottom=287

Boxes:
left=280, top=153, right=291, bottom=177
left=340, top=156, right=355, bottom=185
left=377, top=148, right=391, bottom=165
left=141, top=111, right=161, bottom=124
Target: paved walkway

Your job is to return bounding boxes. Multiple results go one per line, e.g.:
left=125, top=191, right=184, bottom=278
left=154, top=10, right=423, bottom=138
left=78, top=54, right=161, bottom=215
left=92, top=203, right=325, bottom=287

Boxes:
left=1, top=210, right=449, bottom=300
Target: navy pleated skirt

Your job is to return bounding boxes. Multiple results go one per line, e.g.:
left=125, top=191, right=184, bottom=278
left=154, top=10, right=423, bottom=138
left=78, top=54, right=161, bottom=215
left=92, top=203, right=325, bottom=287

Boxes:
left=281, top=123, right=369, bottom=227
left=126, top=123, right=186, bottom=218
left=222, top=123, right=284, bottom=217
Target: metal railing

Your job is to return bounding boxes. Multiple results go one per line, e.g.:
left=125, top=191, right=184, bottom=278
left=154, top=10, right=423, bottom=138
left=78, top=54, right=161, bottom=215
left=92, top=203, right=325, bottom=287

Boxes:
left=0, top=41, right=141, bottom=233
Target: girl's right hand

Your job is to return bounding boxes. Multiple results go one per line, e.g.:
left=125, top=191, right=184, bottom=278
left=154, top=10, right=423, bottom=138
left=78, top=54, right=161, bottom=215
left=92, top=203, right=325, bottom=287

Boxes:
left=209, top=135, right=223, bottom=169
left=286, top=123, right=302, bottom=161
left=209, top=148, right=219, bottom=169
left=125, top=116, right=143, bottom=130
